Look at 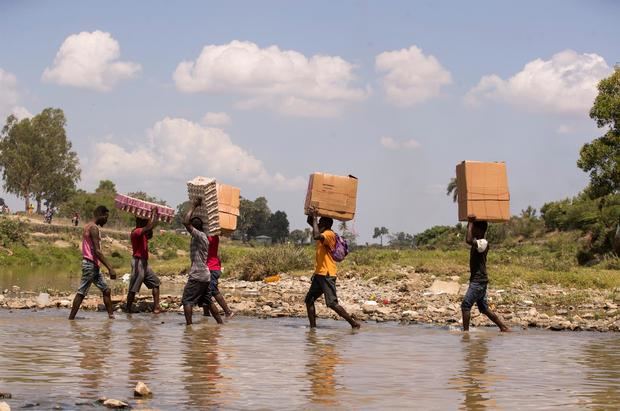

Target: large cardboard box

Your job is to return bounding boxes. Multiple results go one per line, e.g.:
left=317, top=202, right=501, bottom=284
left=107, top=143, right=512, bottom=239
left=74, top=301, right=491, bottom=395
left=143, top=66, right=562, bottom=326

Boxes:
left=187, top=177, right=240, bottom=236
left=216, top=184, right=240, bottom=233
left=456, top=161, right=510, bottom=222
left=304, top=173, right=358, bottom=221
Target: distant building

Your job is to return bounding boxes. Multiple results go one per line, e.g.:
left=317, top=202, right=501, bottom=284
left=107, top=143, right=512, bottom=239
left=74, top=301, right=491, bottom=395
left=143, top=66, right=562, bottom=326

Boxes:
left=254, top=235, right=272, bottom=245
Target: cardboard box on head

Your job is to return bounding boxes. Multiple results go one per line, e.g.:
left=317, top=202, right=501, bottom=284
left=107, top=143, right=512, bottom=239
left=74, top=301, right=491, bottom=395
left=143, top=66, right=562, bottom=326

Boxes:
left=187, top=177, right=240, bottom=236
left=304, top=173, right=358, bottom=221
left=456, top=161, right=510, bottom=222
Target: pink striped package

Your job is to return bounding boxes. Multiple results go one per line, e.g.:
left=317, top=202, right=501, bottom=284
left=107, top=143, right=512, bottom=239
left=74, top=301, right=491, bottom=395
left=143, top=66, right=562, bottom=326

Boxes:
left=114, top=194, right=175, bottom=223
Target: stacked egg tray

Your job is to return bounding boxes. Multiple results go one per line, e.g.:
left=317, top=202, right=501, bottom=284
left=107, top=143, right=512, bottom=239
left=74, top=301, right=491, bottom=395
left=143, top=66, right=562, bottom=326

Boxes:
left=186, top=176, right=222, bottom=235
left=114, top=194, right=175, bottom=223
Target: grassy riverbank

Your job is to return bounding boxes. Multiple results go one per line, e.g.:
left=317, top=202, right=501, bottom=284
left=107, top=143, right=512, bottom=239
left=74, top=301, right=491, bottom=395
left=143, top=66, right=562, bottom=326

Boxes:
left=1, top=215, right=619, bottom=294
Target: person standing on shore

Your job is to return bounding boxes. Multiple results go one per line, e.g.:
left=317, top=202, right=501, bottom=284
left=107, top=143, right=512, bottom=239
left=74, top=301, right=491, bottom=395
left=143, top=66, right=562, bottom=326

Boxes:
left=68, top=205, right=117, bottom=320
left=304, top=208, right=360, bottom=329
left=202, top=234, right=234, bottom=318
left=461, top=217, right=510, bottom=332
left=125, top=207, right=161, bottom=314
left=181, top=198, right=222, bottom=325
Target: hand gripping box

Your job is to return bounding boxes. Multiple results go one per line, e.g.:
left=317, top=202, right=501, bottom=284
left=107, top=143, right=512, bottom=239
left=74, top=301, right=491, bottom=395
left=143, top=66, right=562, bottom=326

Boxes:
left=304, top=173, right=358, bottom=221
left=456, top=161, right=510, bottom=222
left=114, top=194, right=175, bottom=223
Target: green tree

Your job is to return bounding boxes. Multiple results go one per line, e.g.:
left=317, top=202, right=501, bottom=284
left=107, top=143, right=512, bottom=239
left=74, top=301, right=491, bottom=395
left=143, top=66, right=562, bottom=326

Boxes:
left=578, top=68, right=620, bottom=198
left=0, top=109, right=81, bottom=212
left=373, top=226, right=389, bottom=246
left=446, top=177, right=458, bottom=202
left=173, top=200, right=191, bottom=229
left=266, top=210, right=289, bottom=243
left=238, top=196, right=271, bottom=240
left=389, top=231, right=415, bottom=248
left=289, top=229, right=306, bottom=244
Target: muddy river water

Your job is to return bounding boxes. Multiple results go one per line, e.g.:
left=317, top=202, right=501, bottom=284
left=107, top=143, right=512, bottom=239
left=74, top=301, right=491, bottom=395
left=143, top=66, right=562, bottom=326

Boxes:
left=0, top=310, right=619, bottom=410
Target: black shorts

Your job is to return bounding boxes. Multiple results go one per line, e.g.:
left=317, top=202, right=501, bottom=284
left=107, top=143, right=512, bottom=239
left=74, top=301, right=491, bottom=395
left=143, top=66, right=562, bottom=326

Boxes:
left=305, top=274, right=339, bottom=308
left=182, top=279, right=212, bottom=307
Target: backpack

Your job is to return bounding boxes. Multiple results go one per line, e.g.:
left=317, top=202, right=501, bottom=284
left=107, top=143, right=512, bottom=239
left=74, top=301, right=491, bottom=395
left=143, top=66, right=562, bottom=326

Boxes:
left=330, top=232, right=349, bottom=262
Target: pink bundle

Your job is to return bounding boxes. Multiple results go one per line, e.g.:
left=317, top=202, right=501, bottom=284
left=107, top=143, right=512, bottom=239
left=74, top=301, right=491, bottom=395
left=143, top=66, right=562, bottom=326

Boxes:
left=114, top=194, right=175, bottom=223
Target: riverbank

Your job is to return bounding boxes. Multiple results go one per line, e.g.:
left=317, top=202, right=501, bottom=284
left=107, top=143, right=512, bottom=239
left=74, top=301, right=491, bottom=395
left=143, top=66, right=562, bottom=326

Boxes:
left=2, top=271, right=619, bottom=332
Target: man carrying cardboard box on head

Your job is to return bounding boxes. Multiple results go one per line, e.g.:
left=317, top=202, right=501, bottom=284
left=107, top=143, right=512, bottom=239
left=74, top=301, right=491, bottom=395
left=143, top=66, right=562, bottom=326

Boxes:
left=461, top=216, right=510, bottom=332
left=305, top=207, right=360, bottom=329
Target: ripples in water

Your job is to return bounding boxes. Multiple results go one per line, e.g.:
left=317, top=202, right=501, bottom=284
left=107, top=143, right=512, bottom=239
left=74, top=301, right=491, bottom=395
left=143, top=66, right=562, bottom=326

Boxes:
left=0, top=310, right=619, bottom=410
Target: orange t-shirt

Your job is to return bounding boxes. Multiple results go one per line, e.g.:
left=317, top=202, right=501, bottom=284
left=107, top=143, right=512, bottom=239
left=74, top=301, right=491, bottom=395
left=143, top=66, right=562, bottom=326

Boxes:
left=315, top=230, right=337, bottom=276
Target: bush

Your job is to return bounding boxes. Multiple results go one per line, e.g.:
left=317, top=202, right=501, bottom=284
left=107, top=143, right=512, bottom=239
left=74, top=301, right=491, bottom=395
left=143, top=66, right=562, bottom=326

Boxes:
left=0, top=217, right=28, bottom=246
left=234, top=244, right=312, bottom=281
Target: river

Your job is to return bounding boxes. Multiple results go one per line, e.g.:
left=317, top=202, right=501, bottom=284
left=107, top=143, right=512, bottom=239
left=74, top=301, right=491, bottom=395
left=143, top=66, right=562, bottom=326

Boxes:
left=1, top=310, right=619, bottom=410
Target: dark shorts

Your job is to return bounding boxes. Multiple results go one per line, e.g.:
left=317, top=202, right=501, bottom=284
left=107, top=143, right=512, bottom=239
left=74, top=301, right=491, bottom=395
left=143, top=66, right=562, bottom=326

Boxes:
left=305, top=274, right=339, bottom=308
left=77, top=259, right=109, bottom=296
left=461, top=282, right=489, bottom=312
left=129, top=257, right=161, bottom=293
left=182, top=279, right=212, bottom=307
left=209, top=269, right=221, bottom=296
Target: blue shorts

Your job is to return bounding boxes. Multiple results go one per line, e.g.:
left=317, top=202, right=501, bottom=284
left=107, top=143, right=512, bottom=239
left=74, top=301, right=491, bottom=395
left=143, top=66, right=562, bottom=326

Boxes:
left=461, top=282, right=489, bottom=312
left=77, top=259, right=109, bottom=296
left=209, top=270, right=221, bottom=296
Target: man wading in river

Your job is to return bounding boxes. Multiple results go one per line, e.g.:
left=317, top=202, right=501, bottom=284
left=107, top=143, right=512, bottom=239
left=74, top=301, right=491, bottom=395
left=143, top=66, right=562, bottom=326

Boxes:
left=181, top=198, right=223, bottom=325
left=305, top=208, right=360, bottom=329
left=69, top=206, right=118, bottom=320
left=461, top=217, right=509, bottom=332
left=125, top=206, right=161, bottom=314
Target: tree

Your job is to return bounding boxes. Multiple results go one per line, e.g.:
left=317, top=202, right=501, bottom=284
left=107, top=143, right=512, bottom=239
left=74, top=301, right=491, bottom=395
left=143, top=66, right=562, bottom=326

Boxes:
left=446, top=177, right=458, bottom=202
left=289, top=229, right=306, bottom=244
left=389, top=231, right=415, bottom=248
left=96, top=180, right=117, bottom=195
left=0, top=109, right=80, bottom=212
left=373, top=226, right=389, bottom=246
left=266, top=210, right=290, bottom=243
left=578, top=68, right=620, bottom=198
left=173, top=200, right=191, bottom=229
left=238, top=196, right=271, bottom=240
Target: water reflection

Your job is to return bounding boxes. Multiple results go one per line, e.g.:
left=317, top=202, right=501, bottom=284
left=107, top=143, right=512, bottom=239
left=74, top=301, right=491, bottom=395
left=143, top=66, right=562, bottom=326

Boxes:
left=127, top=318, right=155, bottom=383
left=451, top=333, right=498, bottom=410
left=71, top=320, right=112, bottom=397
left=182, top=325, right=223, bottom=408
left=305, top=330, right=343, bottom=407
left=582, top=337, right=620, bottom=407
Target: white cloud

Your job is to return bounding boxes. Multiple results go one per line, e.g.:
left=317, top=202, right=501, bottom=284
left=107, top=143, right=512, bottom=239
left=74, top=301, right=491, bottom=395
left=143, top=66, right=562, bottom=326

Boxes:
left=465, top=50, right=611, bottom=114
left=42, top=30, right=141, bottom=91
left=380, top=136, right=421, bottom=150
left=375, top=45, right=452, bottom=107
left=85, top=117, right=304, bottom=191
left=173, top=40, right=368, bottom=117
left=0, top=68, right=31, bottom=123
left=202, top=112, right=231, bottom=126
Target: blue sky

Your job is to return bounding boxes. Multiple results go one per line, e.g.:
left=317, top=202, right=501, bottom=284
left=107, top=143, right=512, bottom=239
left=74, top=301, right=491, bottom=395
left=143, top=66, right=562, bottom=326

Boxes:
left=0, top=1, right=618, bottom=242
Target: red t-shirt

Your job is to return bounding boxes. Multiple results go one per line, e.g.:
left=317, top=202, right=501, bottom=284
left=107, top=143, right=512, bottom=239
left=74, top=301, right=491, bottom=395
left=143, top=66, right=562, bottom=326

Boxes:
left=130, top=227, right=149, bottom=259
left=207, top=235, right=221, bottom=271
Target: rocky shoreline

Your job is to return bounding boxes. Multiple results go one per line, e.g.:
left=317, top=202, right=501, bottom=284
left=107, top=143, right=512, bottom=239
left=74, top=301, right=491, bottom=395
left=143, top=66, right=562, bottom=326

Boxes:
left=1, top=271, right=619, bottom=332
